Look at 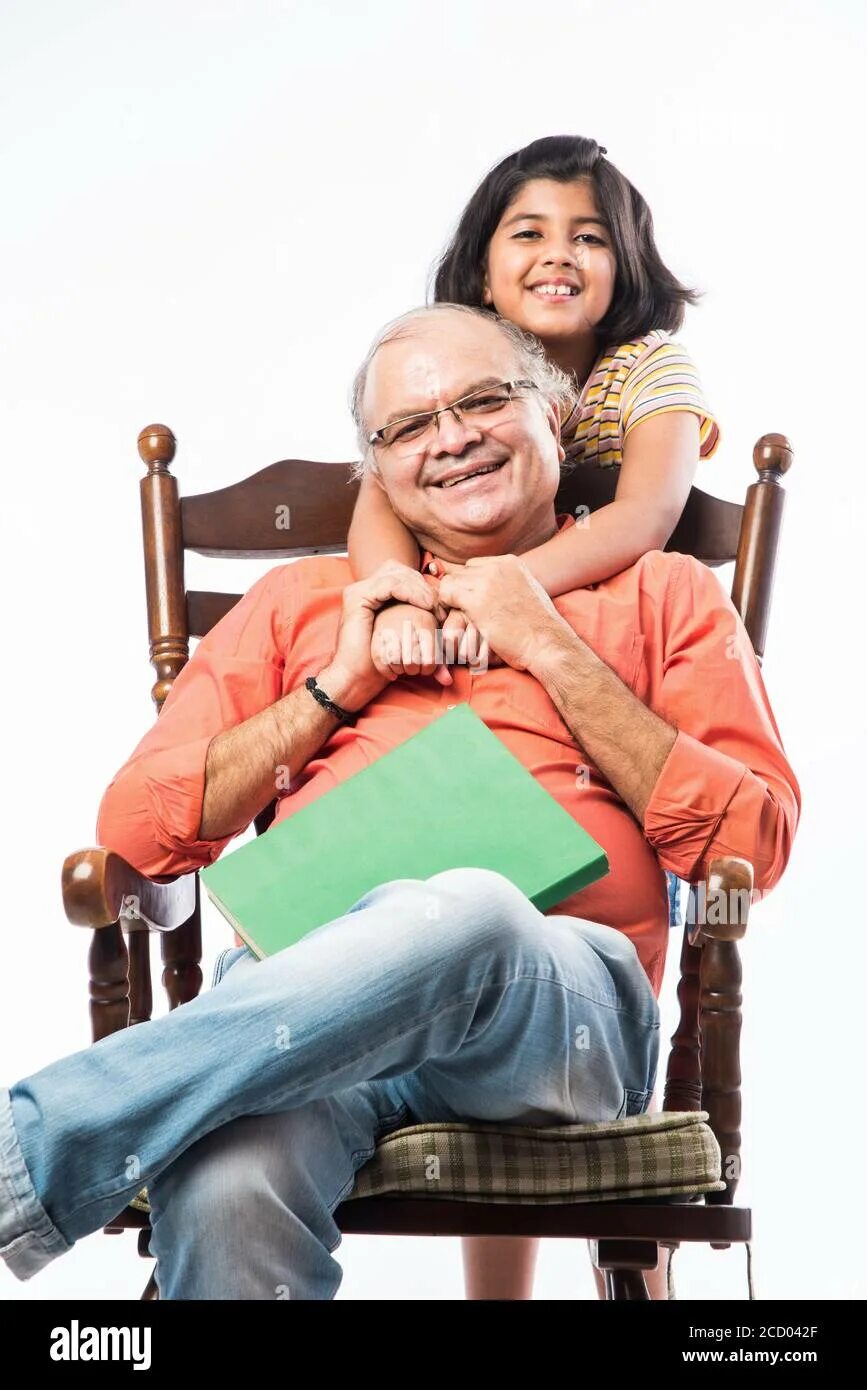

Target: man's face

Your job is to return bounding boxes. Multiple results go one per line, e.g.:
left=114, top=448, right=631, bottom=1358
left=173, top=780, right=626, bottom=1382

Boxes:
left=362, top=313, right=565, bottom=561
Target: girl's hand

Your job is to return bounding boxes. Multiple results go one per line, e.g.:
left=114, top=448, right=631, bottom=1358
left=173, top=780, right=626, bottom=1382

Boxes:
left=433, top=554, right=568, bottom=674
left=439, top=607, right=503, bottom=672
left=430, top=560, right=505, bottom=670
left=371, top=603, right=453, bottom=685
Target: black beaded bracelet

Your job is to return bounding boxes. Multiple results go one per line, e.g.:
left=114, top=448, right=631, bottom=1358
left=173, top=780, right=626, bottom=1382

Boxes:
left=305, top=674, right=359, bottom=726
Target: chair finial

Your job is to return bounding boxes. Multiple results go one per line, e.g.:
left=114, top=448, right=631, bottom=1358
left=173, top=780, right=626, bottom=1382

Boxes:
left=753, top=433, right=793, bottom=476
left=138, top=424, right=177, bottom=472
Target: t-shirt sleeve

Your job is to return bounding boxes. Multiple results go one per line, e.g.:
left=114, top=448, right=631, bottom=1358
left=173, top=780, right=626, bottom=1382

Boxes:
left=621, top=338, right=721, bottom=460
left=95, top=567, right=288, bottom=880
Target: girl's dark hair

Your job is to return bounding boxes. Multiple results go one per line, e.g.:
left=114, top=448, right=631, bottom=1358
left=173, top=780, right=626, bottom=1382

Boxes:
left=432, top=135, right=699, bottom=345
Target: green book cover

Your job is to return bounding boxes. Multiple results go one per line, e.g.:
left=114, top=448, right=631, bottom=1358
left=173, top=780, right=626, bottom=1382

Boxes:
left=201, top=702, right=608, bottom=959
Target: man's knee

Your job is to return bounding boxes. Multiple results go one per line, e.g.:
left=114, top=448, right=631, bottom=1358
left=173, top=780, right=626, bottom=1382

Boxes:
left=423, top=867, right=538, bottom=951
left=149, top=1107, right=338, bottom=1242
left=147, top=1109, right=348, bottom=1300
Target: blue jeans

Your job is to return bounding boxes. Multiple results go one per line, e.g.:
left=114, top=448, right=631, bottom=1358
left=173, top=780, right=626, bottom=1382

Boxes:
left=666, top=871, right=685, bottom=928
left=0, top=868, right=659, bottom=1298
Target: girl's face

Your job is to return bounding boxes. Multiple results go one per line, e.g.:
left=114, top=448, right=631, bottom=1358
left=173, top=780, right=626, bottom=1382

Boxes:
left=483, top=178, right=616, bottom=356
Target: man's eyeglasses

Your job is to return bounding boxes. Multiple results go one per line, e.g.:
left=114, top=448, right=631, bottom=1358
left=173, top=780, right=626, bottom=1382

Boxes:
left=368, top=379, right=539, bottom=456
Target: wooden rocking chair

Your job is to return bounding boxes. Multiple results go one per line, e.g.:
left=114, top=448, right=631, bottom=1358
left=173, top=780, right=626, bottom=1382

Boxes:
left=61, top=425, right=793, bottom=1300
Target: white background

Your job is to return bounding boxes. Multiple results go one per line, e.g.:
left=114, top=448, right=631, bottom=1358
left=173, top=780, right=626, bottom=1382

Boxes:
left=1, top=0, right=865, bottom=1300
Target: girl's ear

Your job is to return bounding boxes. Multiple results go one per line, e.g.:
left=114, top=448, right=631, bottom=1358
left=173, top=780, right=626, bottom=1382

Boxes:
left=482, top=269, right=493, bottom=306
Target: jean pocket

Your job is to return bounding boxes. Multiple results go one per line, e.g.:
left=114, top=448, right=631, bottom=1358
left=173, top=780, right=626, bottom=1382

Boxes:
left=211, top=947, right=232, bottom=988
left=211, top=944, right=251, bottom=988
left=619, top=1086, right=653, bottom=1119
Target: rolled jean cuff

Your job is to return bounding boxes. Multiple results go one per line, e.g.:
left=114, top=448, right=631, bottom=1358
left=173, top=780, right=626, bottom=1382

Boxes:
left=0, top=1086, right=72, bottom=1280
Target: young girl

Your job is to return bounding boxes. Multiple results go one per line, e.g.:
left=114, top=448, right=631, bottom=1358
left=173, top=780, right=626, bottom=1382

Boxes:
left=347, top=134, right=720, bottom=1299
left=350, top=134, right=718, bottom=660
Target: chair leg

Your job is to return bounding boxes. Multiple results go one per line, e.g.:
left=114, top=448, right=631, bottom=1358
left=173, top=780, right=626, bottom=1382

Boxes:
left=137, top=1226, right=158, bottom=1300
left=604, top=1268, right=650, bottom=1300
left=592, top=1239, right=656, bottom=1301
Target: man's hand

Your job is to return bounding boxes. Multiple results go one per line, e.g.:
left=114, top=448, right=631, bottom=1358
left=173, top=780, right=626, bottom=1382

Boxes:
left=433, top=554, right=573, bottom=673
left=319, top=562, right=443, bottom=711
left=371, top=603, right=453, bottom=685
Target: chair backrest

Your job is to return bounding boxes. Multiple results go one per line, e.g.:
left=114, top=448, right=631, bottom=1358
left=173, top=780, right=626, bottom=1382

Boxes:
left=137, top=424, right=792, bottom=716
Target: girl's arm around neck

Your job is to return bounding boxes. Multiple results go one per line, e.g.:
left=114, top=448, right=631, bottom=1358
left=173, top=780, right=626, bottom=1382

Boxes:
left=522, top=411, right=701, bottom=597
left=347, top=467, right=421, bottom=579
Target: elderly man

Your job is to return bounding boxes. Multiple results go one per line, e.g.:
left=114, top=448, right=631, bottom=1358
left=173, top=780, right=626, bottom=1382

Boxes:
left=0, top=306, right=799, bottom=1300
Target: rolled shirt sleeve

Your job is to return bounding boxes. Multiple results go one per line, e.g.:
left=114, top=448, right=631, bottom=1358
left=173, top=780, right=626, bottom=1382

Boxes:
left=642, top=554, right=801, bottom=889
left=96, top=568, right=287, bottom=880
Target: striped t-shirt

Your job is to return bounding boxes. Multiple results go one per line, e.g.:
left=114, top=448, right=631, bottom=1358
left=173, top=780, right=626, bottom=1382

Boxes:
left=559, top=329, right=720, bottom=468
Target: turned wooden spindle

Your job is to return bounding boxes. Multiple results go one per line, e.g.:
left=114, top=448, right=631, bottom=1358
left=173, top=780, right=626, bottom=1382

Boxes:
left=89, top=921, right=131, bottom=1042
left=695, top=857, right=753, bottom=1216
left=137, top=425, right=203, bottom=1014
left=663, top=920, right=704, bottom=1113
left=128, top=927, right=153, bottom=1027
left=138, top=423, right=189, bottom=713
left=161, top=875, right=203, bottom=1010
left=731, top=433, right=793, bottom=662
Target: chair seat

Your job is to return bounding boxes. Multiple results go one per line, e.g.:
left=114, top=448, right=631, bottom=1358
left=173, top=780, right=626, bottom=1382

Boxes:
left=348, top=1109, right=725, bottom=1205
left=126, top=1109, right=724, bottom=1217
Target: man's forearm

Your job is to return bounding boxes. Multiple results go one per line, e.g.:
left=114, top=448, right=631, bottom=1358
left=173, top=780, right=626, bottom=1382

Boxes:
left=197, top=665, right=351, bottom=841
left=531, top=631, right=677, bottom=822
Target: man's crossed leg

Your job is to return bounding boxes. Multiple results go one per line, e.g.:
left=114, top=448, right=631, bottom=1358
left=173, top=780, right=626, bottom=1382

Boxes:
left=0, top=868, right=659, bottom=1298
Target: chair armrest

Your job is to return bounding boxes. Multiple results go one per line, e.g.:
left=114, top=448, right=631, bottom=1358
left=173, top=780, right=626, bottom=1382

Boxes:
left=61, top=848, right=196, bottom=933
left=690, top=855, right=754, bottom=944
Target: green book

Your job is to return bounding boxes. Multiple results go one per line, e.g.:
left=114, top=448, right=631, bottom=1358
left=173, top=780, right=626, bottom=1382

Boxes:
left=201, top=702, right=608, bottom=959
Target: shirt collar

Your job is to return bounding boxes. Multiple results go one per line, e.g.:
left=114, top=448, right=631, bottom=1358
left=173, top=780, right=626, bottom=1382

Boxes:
left=419, top=512, right=576, bottom=574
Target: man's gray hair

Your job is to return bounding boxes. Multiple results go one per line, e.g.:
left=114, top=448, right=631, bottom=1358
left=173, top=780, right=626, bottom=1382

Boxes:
left=348, top=304, right=579, bottom=481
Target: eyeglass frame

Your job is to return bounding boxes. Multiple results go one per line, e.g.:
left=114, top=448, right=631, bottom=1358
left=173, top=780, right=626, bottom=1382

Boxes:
left=367, top=378, right=539, bottom=451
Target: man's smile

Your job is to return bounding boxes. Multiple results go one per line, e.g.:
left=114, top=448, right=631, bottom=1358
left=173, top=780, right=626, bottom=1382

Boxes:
left=428, top=459, right=509, bottom=489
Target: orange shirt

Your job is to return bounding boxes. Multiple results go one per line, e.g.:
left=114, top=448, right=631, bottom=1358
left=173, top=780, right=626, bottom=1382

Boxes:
left=96, top=516, right=800, bottom=997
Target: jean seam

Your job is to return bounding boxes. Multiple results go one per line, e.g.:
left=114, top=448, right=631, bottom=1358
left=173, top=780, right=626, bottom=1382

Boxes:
left=323, top=1131, right=405, bottom=1243
left=297, top=1100, right=415, bottom=1257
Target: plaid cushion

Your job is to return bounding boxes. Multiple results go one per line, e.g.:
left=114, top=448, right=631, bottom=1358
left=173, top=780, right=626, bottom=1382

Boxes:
left=348, top=1109, right=725, bottom=1204
left=127, top=1110, right=724, bottom=1216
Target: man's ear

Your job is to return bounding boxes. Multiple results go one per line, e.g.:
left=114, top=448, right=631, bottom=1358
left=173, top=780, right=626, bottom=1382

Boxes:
left=368, top=458, right=387, bottom=490
left=542, top=396, right=565, bottom=462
